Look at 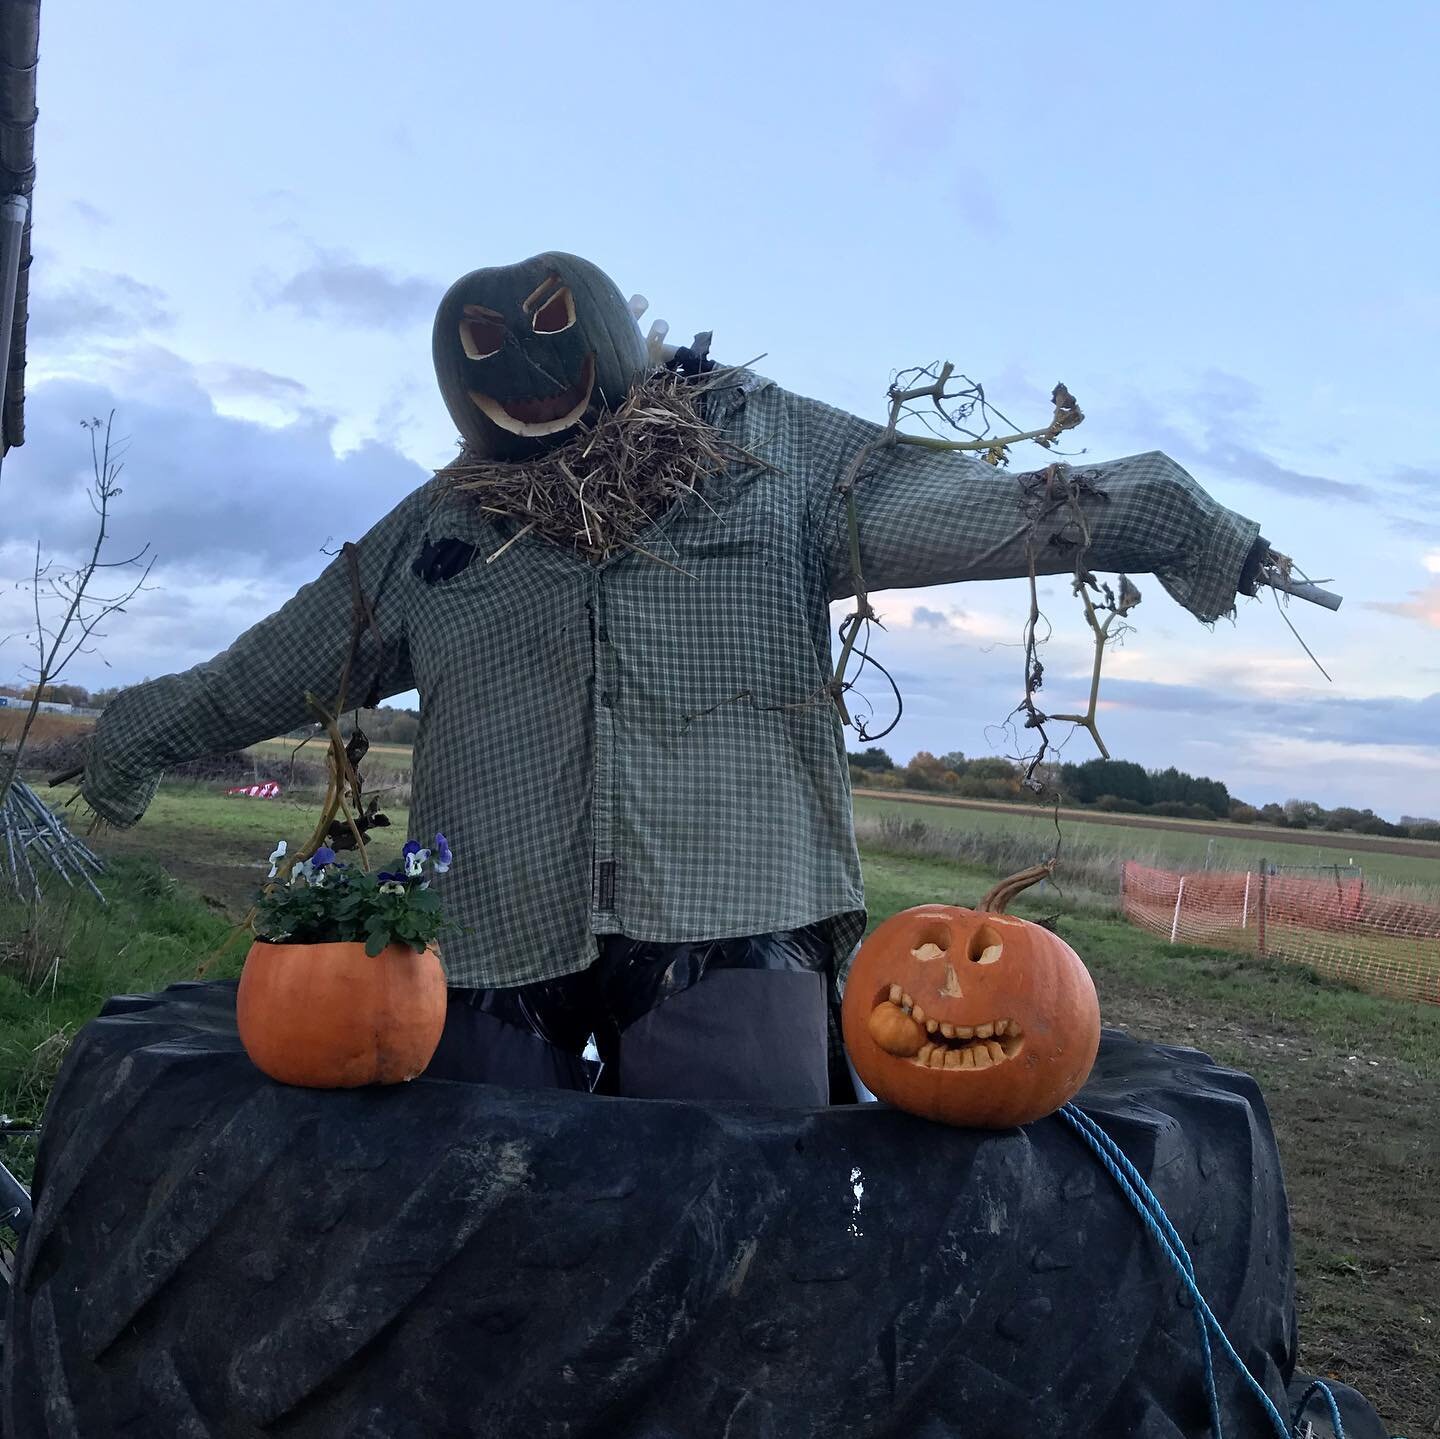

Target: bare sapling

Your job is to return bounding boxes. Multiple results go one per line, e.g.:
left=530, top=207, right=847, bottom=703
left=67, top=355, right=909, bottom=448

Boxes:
left=0, top=413, right=154, bottom=809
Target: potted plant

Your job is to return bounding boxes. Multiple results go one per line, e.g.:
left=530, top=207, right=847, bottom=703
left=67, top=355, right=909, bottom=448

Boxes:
left=235, top=836, right=453, bottom=1089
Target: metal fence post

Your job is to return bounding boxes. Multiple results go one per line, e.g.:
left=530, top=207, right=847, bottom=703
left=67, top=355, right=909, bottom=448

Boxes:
left=1256, top=859, right=1268, bottom=958
left=1169, top=876, right=1186, bottom=944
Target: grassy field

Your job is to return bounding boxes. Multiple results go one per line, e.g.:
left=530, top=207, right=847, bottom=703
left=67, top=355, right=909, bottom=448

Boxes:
left=1, top=782, right=1437, bottom=1431
left=855, top=793, right=1440, bottom=893
left=246, top=736, right=417, bottom=764
left=0, top=708, right=94, bottom=747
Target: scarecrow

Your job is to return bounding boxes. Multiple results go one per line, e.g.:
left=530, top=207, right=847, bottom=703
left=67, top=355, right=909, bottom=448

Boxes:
left=80, top=251, right=1276, bottom=1104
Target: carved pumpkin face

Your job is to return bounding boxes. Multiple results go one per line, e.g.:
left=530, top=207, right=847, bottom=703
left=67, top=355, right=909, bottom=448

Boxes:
left=432, top=251, right=648, bottom=461
left=842, top=878, right=1100, bottom=1128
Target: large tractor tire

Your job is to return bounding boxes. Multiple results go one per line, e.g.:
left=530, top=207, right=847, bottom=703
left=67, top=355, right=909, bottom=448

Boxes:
left=6, top=981, right=1304, bottom=1437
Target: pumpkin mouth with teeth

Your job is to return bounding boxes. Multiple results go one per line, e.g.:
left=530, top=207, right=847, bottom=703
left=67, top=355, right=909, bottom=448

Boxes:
left=469, top=352, right=597, bottom=438
left=867, top=985, right=1025, bottom=1070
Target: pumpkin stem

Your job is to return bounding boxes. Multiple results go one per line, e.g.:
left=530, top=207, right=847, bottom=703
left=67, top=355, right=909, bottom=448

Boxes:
left=976, top=862, right=1056, bottom=915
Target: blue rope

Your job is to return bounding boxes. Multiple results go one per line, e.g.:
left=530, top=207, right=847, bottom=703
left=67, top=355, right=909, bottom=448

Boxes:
left=1289, top=1378, right=1348, bottom=1438
left=1057, top=1101, right=1350, bottom=1439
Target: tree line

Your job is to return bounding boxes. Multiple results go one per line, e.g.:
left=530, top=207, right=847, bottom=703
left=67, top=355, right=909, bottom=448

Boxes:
left=848, top=748, right=1440, bottom=842
left=8, top=683, right=1434, bottom=841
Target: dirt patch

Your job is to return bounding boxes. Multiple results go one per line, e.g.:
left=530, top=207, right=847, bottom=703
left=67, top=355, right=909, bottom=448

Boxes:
left=92, top=828, right=262, bottom=923
left=1098, top=974, right=1440, bottom=1437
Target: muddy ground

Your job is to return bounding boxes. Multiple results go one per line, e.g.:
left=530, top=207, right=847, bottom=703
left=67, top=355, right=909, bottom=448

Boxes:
left=1100, top=972, right=1439, bottom=1436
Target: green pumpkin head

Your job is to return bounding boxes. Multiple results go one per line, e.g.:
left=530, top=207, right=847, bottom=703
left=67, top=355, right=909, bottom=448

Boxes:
left=432, top=251, right=648, bottom=461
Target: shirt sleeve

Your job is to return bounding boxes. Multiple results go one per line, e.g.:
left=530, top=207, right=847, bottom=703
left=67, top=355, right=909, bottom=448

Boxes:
left=795, top=391, right=1262, bottom=625
left=81, top=488, right=426, bottom=827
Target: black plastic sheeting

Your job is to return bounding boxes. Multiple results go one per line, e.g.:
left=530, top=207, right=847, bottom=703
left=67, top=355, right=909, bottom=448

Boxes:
left=0, top=981, right=1383, bottom=1438
left=457, top=924, right=832, bottom=1054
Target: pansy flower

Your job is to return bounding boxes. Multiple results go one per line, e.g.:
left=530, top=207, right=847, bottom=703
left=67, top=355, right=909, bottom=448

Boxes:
left=311, top=846, right=337, bottom=869
left=433, top=833, right=453, bottom=874
left=403, top=840, right=430, bottom=879
left=266, top=840, right=287, bottom=879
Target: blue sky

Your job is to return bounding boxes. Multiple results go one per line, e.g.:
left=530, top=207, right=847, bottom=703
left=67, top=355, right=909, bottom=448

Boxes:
left=3, top=1, right=1437, bottom=817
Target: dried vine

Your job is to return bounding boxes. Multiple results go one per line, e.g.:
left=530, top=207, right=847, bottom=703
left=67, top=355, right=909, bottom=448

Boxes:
left=831, top=363, right=1092, bottom=754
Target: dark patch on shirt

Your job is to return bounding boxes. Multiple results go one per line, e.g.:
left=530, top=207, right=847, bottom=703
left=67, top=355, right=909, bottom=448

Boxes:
left=413, top=537, right=479, bottom=585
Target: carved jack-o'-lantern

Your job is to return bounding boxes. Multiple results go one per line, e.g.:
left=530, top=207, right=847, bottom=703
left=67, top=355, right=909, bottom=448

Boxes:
left=842, top=865, right=1101, bottom=1128
left=432, top=251, right=648, bottom=461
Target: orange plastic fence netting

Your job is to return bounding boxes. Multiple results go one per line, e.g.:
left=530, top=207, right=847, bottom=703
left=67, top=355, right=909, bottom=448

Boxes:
left=1120, top=862, right=1440, bottom=1006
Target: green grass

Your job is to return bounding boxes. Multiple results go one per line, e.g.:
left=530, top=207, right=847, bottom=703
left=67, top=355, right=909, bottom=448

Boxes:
left=246, top=737, right=415, bottom=764
left=861, top=848, right=1440, bottom=1080
left=0, top=856, right=238, bottom=1128
left=4, top=787, right=1437, bottom=1125
left=855, top=795, right=1440, bottom=892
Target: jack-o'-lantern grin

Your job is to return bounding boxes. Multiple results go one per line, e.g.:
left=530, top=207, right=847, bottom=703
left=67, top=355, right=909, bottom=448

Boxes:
left=434, top=252, right=648, bottom=460
left=842, top=867, right=1101, bottom=1128
left=867, top=984, right=1026, bottom=1070
left=469, top=351, right=597, bottom=437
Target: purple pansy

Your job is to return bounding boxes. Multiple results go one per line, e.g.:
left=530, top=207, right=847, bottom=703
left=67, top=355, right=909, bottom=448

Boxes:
left=310, top=846, right=337, bottom=868
left=433, top=832, right=452, bottom=874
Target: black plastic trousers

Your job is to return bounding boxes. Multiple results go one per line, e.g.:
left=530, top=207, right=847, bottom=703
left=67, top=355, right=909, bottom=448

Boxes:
left=424, top=925, right=832, bottom=1106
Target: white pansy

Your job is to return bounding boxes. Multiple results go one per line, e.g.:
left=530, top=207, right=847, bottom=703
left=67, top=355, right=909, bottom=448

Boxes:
left=266, top=840, right=287, bottom=878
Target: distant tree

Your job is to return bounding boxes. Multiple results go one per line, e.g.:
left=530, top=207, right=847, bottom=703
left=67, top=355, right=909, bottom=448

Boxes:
left=22, top=682, right=90, bottom=706
left=903, top=751, right=949, bottom=790
left=938, top=750, right=968, bottom=775
left=848, top=746, right=896, bottom=772
left=965, top=757, right=1017, bottom=782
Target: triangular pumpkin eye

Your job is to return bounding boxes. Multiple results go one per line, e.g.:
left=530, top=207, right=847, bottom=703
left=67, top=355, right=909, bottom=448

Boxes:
left=460, top=306, right=506, bottom=359
left=531, top=285, right=576, bottom=335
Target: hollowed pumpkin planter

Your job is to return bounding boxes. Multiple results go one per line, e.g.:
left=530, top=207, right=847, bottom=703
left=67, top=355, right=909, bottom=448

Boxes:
left=236, top=940, right=447, bottom=1089
left=842, top=865, right=1100, bottom=1129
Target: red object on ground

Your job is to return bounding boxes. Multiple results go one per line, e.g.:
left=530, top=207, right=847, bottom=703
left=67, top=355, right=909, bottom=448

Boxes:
left=226, top=781, right=280, bottom=798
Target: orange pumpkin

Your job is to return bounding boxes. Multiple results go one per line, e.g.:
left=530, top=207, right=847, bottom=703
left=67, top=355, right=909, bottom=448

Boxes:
left=236, top=939, right=447, bottom=1088
left=842, top=865, right=1100, bottom=1128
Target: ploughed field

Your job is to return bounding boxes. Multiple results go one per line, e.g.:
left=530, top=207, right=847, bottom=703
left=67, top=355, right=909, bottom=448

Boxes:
left=2, top=775, right=1437, bottom=1434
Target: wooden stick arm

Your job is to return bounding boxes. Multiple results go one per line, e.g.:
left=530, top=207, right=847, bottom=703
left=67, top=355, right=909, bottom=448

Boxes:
left=1257, top=561, right=1343, bottom=612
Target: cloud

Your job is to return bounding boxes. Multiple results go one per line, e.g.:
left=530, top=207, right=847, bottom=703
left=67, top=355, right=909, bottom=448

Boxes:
left=1390, top=464, right=1438, bottom=494
left=1195, top=439, right=1372, bottom=503
left=1364, top=580, right=1440, bottom=629
left=0, top=360, right=433, bottom=692
left=1097, top=676, right=1440, bottom=748
left=911, top=605, right=947, bottom=627
left=27, top=270, right=173, bottom=345
left=197, top=363, right=311, bottom=406
left=266, top=250, right=438, bottom=330
left=1123, top=370, right=1375, bottom=504
left=1391, top=514, right=1440, bottom=544
left=68, top=200, right=110, bottom=228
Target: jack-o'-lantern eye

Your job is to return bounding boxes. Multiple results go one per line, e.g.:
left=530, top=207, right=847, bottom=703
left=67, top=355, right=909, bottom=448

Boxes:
left=460, top=306, right=506, bottom=360
left=525, top=277, right=576, bottom=335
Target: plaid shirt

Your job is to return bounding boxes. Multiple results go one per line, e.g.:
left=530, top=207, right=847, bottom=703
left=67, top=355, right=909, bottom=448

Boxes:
left=83, top=372, right=1260, bottom=989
